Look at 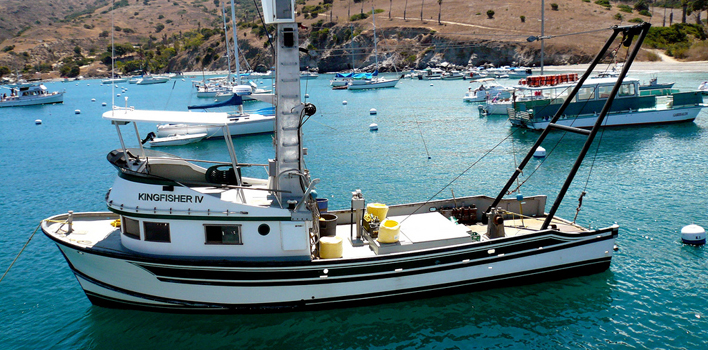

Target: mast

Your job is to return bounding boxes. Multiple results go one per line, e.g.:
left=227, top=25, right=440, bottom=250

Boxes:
left=229, top=0, right=241, bottom=85
left=372, top=6, right=378, bottom=71
left=262, top=0, right=310, bottom=208
left=222, top=3, right=233, bottom=81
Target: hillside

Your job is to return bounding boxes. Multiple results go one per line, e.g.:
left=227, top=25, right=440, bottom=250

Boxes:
left=0, top=0, right=704, bottom=78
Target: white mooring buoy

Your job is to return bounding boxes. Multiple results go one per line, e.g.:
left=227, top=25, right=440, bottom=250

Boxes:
left=102, top=102, right=107, bottom=106
left=305, top=94, right=310, bottom=98
left=533, top=146, right=546, bottom=158
left=369, top=123, right=378, bottom=131
left=681, top=224, right=706, bottom=245
left=74, top=109, right=81, bottom=114
left=91, top=98, right=96, bottom=102
left=370, top=108, right=377, bottom=115
left=35, top=119, right=42, bottom=125
left=342, top=100, right=347, bottom=105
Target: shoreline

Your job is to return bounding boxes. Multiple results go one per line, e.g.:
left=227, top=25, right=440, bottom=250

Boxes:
left=542, top=60, right=708, bottom=73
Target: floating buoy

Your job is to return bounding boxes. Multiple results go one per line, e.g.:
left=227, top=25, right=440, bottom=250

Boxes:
left=74, top=109, right=81, bottom=114
left=102, top=102, right=107, bottom=106
left=35, top=119, right=42, bottom=125
left=342, top=100, right=347, bottom=105
left=370, top=108, right=377, bottom=115
left=369, top=123, right=378, bottom=131
left=305, top=94, right=310, bottom=98
left=533, top=146, right=546, bottom=158
left=91, top=98, right=96, bottom=102
left=430, top=83, right=434, bottom=86
left=681, top=224, right=706, bottom=245
left=116, top=93, right=121, bottom=97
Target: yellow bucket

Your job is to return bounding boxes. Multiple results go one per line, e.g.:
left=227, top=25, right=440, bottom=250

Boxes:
left=319, top=236, right=343, bottom=259
left=378, top=219, right=400, bottom=243
left=366, top=203, right=389, bottom=221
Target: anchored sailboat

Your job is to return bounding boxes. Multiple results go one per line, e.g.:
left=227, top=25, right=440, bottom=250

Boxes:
left=40, top=2, right=652, bottom=312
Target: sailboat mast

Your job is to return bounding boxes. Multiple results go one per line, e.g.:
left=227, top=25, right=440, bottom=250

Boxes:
left=230, top=0, right=241, bottom=85
left=372, top=7, right=378, bottom=70
left=222, top=3, right=233, bottom=80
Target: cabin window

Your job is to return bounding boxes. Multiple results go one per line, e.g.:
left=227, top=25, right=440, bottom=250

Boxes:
left=597, top=85, right=613, bottom=99
left=122, top=216, right=141, bottom=240
left=576, top=87, right=595, bottom=101
left=144, top=222, right=171, bottom=242
left=205, top=225, right=242, bottom=245
left=618, top=83, right=635, bottom=97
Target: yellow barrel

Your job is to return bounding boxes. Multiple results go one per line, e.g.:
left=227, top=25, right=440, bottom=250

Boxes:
left=378, top=219, right=400, bottom=243
left=319, top=236, right=343, bottom=259
left=366, top=203, right=389, bottom=221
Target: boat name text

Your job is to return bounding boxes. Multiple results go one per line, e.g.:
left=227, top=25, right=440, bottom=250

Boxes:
left=138, top=193, right=204, bottom=203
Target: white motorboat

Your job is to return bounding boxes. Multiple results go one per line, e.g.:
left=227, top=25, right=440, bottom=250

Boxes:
left=42, top=4, right=648, bottom=313
left=157, top=91, right=274, bottom=138
left=698, top=81, right=708, bottom=95
left=300, top=71, right=319, bottom=79
left=146, top=132, right=207, bottom=147
left=136, top=75, right=170, bottom=85
left=441, top=70, right=465, bottom=80
left=0, top=83, right=64, bottom=107
left=463, top=78, right=514, bottom=103
left=416, top=67, right=444, bottom=80
left=102, top=77, right=127, bottom=84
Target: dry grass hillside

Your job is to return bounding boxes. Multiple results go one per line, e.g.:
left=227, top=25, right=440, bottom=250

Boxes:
left=0, top=0, right=703, bottom=77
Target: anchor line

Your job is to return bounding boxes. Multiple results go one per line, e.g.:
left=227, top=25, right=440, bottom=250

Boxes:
left=1, top=222, right=41, bottom=283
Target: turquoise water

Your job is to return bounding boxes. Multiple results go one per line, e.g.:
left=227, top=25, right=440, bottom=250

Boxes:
left=1, top=71, right=708, bottom=349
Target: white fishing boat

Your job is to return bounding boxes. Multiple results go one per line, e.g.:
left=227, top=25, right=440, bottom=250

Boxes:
left=416, top=67, right=444, bottom=80
left=41, top=5, right=651, bottom=313
left=146, top=132, right=207, bottom=147
left=0, top=83, right=64, bottom=107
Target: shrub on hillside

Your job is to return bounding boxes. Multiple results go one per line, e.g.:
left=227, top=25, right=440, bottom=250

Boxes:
left=487, top=10, right=495, bottom=19
left=520, top=15, right=526, bottom=22
left=551, top=3, right=559, bottom=11
left=618, top=4, right=632, bottom=13
left=628, top=18, right=644, bottom=23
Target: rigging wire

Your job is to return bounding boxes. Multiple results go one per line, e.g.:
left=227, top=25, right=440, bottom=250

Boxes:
left=413, top=115, right=432, bottom=159
left=400, top=126, right=524, bottom=224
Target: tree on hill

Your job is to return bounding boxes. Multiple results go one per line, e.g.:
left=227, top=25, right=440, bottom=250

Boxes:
left=438, top=0, right=443, bottom=25
left=692, top=0, right=708, bottom=24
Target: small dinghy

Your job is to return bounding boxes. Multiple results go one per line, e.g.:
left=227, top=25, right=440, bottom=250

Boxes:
left=145, top=132, right=207, bottom=147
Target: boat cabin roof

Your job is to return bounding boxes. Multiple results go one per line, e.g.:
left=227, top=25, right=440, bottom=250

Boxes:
left=103, top=107, right=231, bottom=125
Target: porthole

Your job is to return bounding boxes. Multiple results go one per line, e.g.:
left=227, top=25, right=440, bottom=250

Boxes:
left=258, top=224, right=271, bottom=236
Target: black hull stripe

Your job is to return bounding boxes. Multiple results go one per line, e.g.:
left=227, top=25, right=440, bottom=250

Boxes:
left=108, top=206, right=292, bottom=222
left=141, top=234, right=616, bottom=286
left=78, top=258, right=612, bottom=313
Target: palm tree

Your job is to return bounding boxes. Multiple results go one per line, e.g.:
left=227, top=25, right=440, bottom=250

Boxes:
left=404, top=0, right=408, bottom=20
left=420, top=0, right=425, bottom=21
left=389, top=0, right=392, bottom=19
left=681, top=0, right=688, bottom=23
left=437, top=0, right=443, bottom=25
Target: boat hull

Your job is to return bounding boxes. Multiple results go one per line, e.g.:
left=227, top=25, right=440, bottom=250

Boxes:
left=46, top=217, right=616, bottom=312
left=347, top=78, right=399, bottom=90
left=0, top=92, right=64, bottom=107
left=511, top=105, right=704, bottom=130
left=156, top=115, right=274, bottom=138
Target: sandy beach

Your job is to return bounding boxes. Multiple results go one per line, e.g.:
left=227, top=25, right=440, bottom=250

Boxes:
left=544, top=60, right=708, bottom=73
